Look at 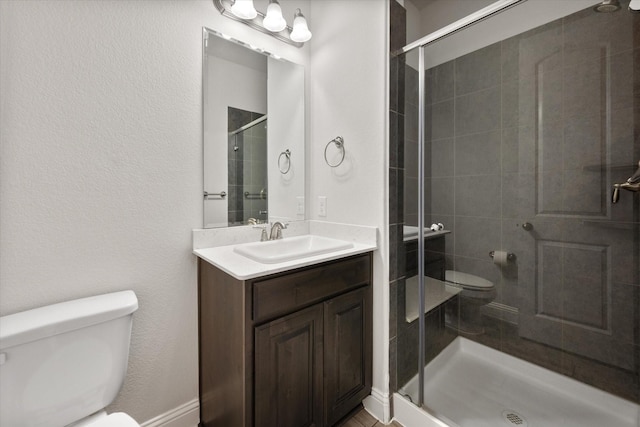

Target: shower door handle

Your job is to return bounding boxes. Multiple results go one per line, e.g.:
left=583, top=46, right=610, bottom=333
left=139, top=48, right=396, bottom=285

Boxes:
left=612, top=161, right=640, bottom=204
left=612, top=185, right=620, bottom=204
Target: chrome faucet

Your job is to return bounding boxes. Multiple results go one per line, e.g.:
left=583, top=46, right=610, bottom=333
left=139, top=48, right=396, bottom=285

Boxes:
left=269, top=221, right=288, bottom=240
left=612, top=160, right=640, bottom=203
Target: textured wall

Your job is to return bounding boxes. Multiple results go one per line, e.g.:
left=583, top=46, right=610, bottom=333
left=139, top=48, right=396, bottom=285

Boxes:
left=308, top=0, right=388, bottom=414
left=0, top=0, right=309, bottom=423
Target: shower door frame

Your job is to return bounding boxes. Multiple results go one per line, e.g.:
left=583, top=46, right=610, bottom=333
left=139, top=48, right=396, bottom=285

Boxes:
left=394, top=0, right=639, bottom=424
left=398, top=0, right=526, bottom=408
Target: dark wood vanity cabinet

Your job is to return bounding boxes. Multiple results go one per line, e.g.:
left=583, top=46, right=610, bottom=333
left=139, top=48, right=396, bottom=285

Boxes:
left=198, top=252, right=372, bottom=427
left=322, top=287, right=371, bottom=426
left=254, top=303, right=324, bottom=427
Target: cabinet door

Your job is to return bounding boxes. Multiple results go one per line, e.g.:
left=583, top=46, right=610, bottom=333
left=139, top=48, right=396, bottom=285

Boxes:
left=323, top=287, right=372, bottom=426
left=255, top=304, right=324, bottom=427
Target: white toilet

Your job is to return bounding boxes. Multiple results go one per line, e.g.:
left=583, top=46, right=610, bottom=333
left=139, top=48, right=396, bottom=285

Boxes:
left=444, top=270, right=496, bottom=334
left=0, top=290, right=140, bottom=427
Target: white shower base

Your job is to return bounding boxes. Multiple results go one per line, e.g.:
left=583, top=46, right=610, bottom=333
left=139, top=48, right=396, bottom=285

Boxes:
left=395, top=337, right=639, bottom=427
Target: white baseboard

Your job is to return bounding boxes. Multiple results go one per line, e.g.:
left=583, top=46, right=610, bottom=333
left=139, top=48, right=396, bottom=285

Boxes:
left=363, top=387, right=392, bottom=424
left=481, top=301, right=519, bottom=325
left=140, top=399, right=199, bottom=427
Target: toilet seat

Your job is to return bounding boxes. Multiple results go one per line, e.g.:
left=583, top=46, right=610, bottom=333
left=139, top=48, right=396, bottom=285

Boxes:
left=87, top=413, right=140, bottom=427
left=445, top=270, right=494, bottom=290
left=443, top=271, right=495, bottom=335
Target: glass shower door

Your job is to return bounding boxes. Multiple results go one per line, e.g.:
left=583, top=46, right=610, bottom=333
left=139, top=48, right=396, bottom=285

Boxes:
left=394, top=1, right=640, bottom=426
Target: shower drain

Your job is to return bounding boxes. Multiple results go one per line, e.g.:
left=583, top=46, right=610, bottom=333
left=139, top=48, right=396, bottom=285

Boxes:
left=501, top=410, right=528, bottom=426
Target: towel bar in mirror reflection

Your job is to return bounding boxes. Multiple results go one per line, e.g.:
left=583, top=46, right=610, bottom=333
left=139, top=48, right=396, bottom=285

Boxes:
left=204, top=191, right=227, bottom=200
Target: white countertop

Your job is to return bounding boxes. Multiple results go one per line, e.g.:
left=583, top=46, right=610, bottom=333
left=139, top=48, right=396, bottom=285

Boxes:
left=193, top=221, right=378, bottom=280
left=194, top=240, right=376, bottom=280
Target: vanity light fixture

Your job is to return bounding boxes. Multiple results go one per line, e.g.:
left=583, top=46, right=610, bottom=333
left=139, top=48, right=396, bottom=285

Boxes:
left=213, top=0, right=311, bottom=47
left=290, top=8, right=312, bottom=43
left=230, top=0, right=257, bottom=19
left=263, top=0, right=287, bottom=32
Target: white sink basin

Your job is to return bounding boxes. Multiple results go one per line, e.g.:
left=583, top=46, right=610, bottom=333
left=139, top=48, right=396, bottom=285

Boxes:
left=233, top=235, right=354, bottom=264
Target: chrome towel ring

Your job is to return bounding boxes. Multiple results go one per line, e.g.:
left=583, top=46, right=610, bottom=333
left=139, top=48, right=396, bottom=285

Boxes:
left=324, top=136, right=345, bottom=167
left=278, top=149, right=291, bottom=174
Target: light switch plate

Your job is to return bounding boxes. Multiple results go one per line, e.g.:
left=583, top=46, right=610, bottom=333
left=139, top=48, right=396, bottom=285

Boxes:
left=318, top=196, right=327, bottom=217
left=296, top=196, right=305, bottom=215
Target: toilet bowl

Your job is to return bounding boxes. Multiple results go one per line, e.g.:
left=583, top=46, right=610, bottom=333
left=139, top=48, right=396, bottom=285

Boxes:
left=0, top=291, right=141, bottom=427
left=444, top=270, right=496, bottom=334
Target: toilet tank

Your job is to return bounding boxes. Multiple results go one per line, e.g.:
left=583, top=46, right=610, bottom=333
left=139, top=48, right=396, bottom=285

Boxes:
left=0, top=291, right=138, bottom=427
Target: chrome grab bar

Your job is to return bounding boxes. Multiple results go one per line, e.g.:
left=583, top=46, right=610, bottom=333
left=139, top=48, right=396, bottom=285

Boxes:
left=204, top=191, right=226, bottom=200
left=244, top=189, right=267, bottom=200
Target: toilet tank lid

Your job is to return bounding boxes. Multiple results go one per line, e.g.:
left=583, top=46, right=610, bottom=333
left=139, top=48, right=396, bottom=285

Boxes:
left=0, top=290, right=138, bottom=350
left=445, top=270, right=494, bottom=289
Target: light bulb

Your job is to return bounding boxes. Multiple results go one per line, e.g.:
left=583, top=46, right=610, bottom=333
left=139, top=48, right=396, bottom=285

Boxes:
left=630, top=0, right=640, bottom=12
left=263, top=0, right=287, bottom=32
left=290, top=8, right=312, bottom=43
left=230, top=0, right=257, bottom=19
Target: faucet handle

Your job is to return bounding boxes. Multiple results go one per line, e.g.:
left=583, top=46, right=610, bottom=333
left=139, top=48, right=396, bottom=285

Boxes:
left=269, top=221, right=288, bottom=240
left=253, top=225, right=268, bottom=241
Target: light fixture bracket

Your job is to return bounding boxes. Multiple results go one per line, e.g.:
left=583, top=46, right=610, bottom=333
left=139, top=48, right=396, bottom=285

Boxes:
left=213, top=0, right=304, bottom=48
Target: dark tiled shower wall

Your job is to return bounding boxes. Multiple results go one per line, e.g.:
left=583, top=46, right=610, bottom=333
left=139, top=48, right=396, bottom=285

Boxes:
left=388, top=0, right=406, bottom=394
left=422, top=6, right=640, bottom=402
left=227, top=107, right=267, bottom=225
left=390, top=1, right=640, bottom=403
left=426, top=6, right=640, bottom=303
left=239, top=121, right=267, bottom=223
left=388, top=0, right=455, bottom=395
left=389, top=0, right=455, bottom=390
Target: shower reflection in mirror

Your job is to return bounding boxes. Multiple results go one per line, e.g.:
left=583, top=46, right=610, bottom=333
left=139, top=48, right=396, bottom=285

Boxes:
left=227, top=107, right=268, bottom=225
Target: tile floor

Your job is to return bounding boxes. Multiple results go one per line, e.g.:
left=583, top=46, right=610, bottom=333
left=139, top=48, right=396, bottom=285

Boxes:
left=337, top=406, right=404, bottom=427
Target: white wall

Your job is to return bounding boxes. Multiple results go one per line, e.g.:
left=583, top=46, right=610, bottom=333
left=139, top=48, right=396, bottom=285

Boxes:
left=407, top=0, right=596, bottom=69
left=403, top=0, right=494, bottom=70
left=308, top=0, right=389, bottom=419
left=267, top=57, right=306, bottom=223
left=404, top=0, right=424, bottom=48
left=0, top=0, right=309, bottom=424
left=415, top=0, right=495, bottom=40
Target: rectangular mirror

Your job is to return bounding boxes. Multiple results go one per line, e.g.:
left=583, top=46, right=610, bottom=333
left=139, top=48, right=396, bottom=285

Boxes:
left=203, top=28, right=305, bottom=228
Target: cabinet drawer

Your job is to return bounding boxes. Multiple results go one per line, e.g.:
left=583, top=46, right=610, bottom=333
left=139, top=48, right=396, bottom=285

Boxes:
left=253, top=254, right=371, bottom=323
